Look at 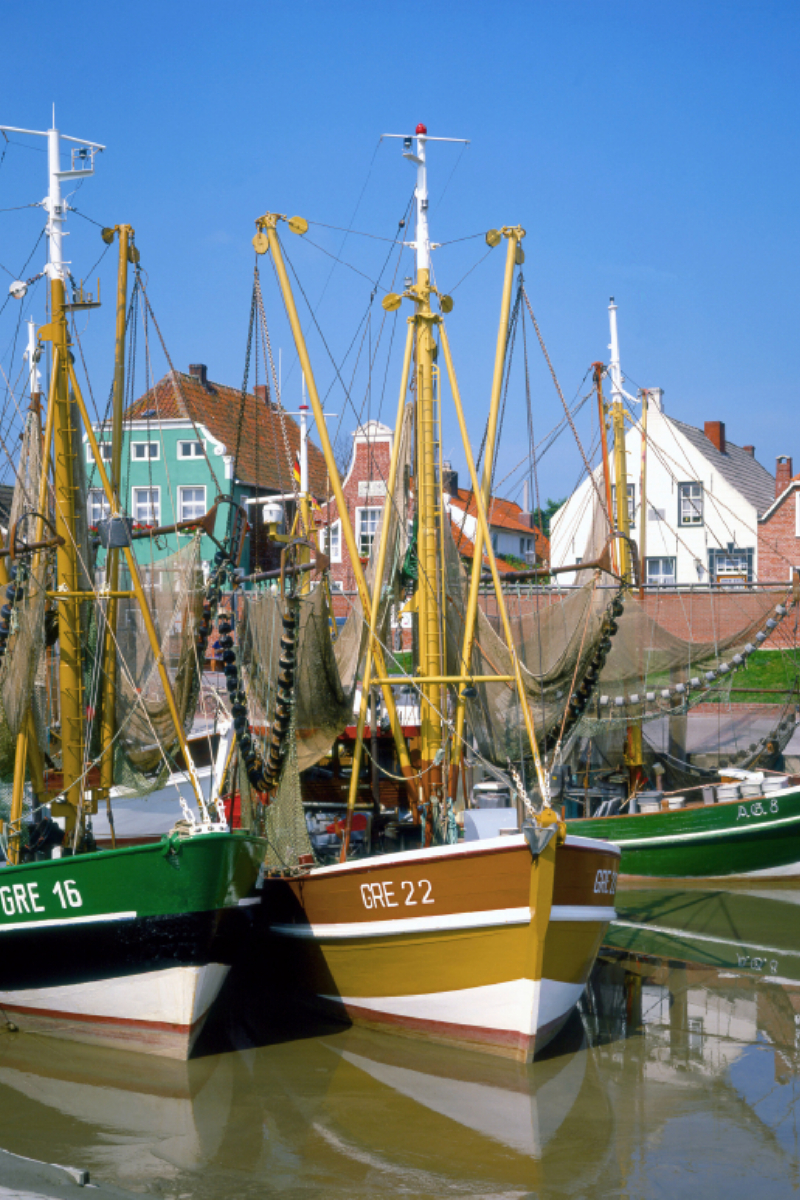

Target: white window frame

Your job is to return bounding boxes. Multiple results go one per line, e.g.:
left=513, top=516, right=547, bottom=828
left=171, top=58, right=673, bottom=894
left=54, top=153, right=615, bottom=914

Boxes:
left=130, top=440, right=160, bottom=462
left=319, top=518, right=342, bottom=563
left=646, top=556, right=677, bottom=587
left=88, top=441, right=113, bottom=464
left=795, top=491, right=800, bottom=537
left=178, top=484, right=206, bottom=523
left=177, top=439, right=205, bottom=460
left=355, top=506, right=381, bottom=559
left=679, top=482, right=704, bottom=527
left=132, top=486, right=161, bottom=526
left=88, top=489, right=111, bottom=526
left=611, top=483, right=635, bottom=525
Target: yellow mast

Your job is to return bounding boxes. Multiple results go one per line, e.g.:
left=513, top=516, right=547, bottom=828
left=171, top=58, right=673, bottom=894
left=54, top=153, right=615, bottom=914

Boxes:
left=450, top=228, right=522, bottom=791
left=593, top=363, right=618, bottom=577
left=99, top=224, right=134, bottom=809
left=254, top=213, right=416, bottom=800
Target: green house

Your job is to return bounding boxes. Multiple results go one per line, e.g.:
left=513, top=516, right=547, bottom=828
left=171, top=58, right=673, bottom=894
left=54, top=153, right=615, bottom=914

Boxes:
left=87, top=363, right=328, bottom=580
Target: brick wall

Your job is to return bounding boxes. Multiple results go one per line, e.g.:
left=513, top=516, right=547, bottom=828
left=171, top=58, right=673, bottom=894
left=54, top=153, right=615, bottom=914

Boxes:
left=759, top=485, right=800, bottom=583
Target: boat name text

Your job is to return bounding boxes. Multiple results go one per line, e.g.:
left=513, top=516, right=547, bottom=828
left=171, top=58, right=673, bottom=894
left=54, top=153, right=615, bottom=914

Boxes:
left=594, top=869, right=618, bottom=896
left=360, top=879, right=434, bottom=910
left=0, top=878, right=83, bottom=919
left=737, top=798, right=779, bottom=821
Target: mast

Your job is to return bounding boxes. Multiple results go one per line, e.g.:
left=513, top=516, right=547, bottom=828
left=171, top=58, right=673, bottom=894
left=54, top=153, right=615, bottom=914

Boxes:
left=407, top=123, right=444, bottom=810
left=608, top=298, right=632, bottom=583
left=99, top=224, right=134, bottom=805
left=593, top=362, right=618, bottom=576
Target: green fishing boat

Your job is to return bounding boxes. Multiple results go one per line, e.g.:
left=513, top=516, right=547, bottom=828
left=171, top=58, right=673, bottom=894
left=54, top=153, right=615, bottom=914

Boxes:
left=0, top=115, right=267, bottom=1057
left=567, top=776, right=800, bottom=880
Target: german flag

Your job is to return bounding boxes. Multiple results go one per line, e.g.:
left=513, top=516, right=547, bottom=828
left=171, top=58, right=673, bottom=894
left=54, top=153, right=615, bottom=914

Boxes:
left=292, top=457, right=301, bottom=487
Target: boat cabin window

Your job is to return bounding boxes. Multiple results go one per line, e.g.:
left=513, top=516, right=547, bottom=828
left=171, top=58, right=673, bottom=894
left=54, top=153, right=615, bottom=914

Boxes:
left=132, top=487, right=160, bottom=526
left=319, top=519, right=342, bottom=563
left=356, top=507, right=381, bottom=558
left=131, top=441, right=160, bottom=461
left=679, top=482, right=704, bottom=526
left=88, top=489, right=111, bottom=526
left=178, top=440, right=205, bottom=459
left=179, top=485, right=206, bottom=522
left=646, top=557, right=676, bottom=587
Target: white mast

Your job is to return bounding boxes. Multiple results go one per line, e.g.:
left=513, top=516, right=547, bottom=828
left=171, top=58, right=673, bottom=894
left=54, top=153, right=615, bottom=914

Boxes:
left=299, top=373, right=308, bottom=497
left=383, top=126, right=469, bottom=276
left=0, top=113, right=105, bottom=288
left=607, top=297, right=637, bottom=407
left=24, top=317, right=40, bottom=397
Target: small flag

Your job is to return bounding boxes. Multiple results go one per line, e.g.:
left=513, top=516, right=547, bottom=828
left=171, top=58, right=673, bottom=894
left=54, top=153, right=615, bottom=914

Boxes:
left=292, top=457, right=301, bottom=487
left=326, top=813, right=369, bottom=835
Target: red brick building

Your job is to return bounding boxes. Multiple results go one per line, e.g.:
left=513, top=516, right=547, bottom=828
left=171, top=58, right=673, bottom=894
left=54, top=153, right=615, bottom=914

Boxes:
left=758, top=455, right=800, bottom=583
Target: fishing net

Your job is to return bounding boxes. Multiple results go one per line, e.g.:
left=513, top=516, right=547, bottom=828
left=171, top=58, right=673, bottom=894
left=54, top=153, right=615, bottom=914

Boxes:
left=0, top=411, right=49, bottom=780
left=108, top=535, right=204, bottom=781
left=240, top=584, right=355, bottom=773
left=262, top=712, right=315, bottom=869
left=443, top=530, right=611, bottom=765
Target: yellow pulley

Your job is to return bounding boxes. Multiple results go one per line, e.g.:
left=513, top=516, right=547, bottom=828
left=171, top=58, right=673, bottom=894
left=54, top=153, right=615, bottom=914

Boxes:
left=382, top=293, right=402, bottom=312
left=287, top=216, right=308, bottom=235
left=485, top=229, right=502, bottom=248
left=252, top=231, right=270, bottom=255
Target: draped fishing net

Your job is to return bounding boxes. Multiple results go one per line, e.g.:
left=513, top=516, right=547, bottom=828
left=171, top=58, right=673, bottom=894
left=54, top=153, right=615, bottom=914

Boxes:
left=442, top=530, right=611, bottom=765
left=107, top=535, right=204, bottom=782
left=263, top=712, right=315, bottom=869
left=0, top=410, right=48, bottom=782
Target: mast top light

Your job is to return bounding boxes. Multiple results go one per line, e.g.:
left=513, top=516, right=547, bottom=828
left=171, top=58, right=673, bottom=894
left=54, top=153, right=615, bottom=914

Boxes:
left=415, top=123, right=427, bottom=135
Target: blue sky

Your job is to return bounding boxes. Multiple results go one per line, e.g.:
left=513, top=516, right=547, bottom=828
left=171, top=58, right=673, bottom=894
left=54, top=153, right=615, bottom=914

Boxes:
left=1, top=0, right=798, bottom=512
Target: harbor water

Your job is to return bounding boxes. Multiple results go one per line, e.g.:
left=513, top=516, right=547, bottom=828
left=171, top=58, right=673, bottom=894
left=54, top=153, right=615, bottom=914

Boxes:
left=1, top=885, right=799, bottom=1198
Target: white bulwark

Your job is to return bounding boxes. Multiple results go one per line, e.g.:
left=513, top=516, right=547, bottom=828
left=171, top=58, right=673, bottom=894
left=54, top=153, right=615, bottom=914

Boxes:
left=550, top=395, right=775, bottom=587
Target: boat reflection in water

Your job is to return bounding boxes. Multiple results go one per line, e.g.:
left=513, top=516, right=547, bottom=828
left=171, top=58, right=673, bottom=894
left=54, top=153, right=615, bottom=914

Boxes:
left=0, top=889, right=799, bottom=1196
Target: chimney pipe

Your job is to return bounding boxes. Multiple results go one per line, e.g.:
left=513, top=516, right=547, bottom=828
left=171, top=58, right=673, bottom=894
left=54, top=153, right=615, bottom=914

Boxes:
left=254, top=384, right=271, bottom=406
left=776, top=455, right=793, bottom=498
left=704, top=421, right=726, bottom=454
left=742, top=445, right=755, bottom=457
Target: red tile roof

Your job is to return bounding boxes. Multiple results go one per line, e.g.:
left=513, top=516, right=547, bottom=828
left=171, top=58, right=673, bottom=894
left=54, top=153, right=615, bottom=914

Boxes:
left=449, top=518, right=514, bottom=574
left=125, top=371, right=329, bottom=498
left=448, top=488, right=550, bottom=558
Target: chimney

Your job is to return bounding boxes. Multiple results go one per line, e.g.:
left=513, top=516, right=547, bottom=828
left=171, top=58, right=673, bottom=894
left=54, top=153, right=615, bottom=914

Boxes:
left=704, top=421, right=726, bottom=454
left=644, top=387, right=664, bottom=412
left=189, top=363, right=210, bottom=390
left=742, top=445, right=755, bottom=457
left=776, top=455, right=793, bottom=498
left=254, top=384, right=271, bottom=406
left=442, top=462, right=459, bottom=498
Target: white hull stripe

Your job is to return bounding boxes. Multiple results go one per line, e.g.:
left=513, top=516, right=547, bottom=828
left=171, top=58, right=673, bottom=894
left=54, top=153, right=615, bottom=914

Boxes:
left=0, top=910, right=136, bottom=935
left=271, top=904, right=614, bottom=941
left=613, top=810, right=800, bottom=849
left=307, top=832, right=619, bottom=877
left=550, top=905, right=616, bottom=922
left=613, top=918, right=800, bottom=961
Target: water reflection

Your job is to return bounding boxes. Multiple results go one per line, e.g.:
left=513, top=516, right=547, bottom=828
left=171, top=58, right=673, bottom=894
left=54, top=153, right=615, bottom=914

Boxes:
left=0, top=888, right=798, bottom=1197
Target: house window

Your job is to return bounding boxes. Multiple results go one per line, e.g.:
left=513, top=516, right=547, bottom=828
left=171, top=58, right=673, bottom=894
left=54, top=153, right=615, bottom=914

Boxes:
left=178, top=440, right=205, bottom=459
left=88, top=441, right=113, bottom=464
left=88, top=489, right=110, bottom=526
left=179, top=485, right=206, bottom=522
left=356, top=507, right=381, bottom=558
left=646, top=557, right=676, bottom=586
left=611, top=484, right=635, bottom=525
left=132, top=487, right=160, bottom=525
left=679, top=482, right=704, bottom=526
left=708, top=547, right=753, bottom=585
left=131, top=441, right=160, bottom=461
left=319, top=519, right=342, bottom=563
left=795, top=492, right=800, bottom=537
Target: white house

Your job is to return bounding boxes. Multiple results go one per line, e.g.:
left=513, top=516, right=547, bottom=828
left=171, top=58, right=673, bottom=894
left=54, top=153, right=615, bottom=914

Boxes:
left=550, top=393, right=774, bottom=586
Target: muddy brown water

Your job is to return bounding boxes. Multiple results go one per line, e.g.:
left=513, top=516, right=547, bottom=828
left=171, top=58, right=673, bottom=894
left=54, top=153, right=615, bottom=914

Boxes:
left=1, top=884, right=799, bottom=1198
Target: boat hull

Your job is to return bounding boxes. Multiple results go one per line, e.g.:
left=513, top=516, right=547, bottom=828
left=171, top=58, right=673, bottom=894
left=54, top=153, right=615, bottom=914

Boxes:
left=0, top=832, right=265, bottom=1058
left=567, top=785, right=800, bottom=880
left=262, top=832, right=619, bottom=1062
